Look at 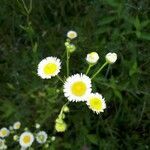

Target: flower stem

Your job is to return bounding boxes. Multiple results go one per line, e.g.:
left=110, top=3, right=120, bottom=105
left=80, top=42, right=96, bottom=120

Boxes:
left=57, top=75, right=64, bottom=83
left=59, top=101, right=69, bottom=118
left=91, top=62, right=108, bottom=80
left=66, top=50, right=70, bottom=77
left=86, top=65, right=92, bottom=75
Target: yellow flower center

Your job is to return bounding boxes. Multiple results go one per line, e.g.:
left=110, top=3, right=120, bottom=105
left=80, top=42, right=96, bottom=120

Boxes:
left=15, top=124, right=20, bottom=128
left=71, top=81, right=87, bottom=96
left=69, top=33, right=75, bottom=38
left=23, top=135, right=31, bottom=144
left=89, top=97, right=102, bottom=111
left=43, top=63, right=57, bottom=75
left=1, top=129, right=7, bottom=136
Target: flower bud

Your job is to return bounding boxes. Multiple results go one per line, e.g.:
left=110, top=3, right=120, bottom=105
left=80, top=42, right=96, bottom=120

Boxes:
left=67, top=31, right=77, bottom=39
left=13, top=121, right=21, bottom=130
left=35, top=123, right=40, bottom=129
left=105, top=52, right=117, bottom=64
left=55, top=121, right=67, bottom=132
left=51, top=136, right=56, bottom=141
left=13, top=135, right=19, bottom=141
left=68, top=44, right=76, bottom=53
left=63, top=106, right=69, bottom=113
left=86, top=52, right=99, bottom=65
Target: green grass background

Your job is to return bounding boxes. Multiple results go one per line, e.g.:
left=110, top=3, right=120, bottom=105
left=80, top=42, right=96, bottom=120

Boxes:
left=0, top=0, right=150, bottom=149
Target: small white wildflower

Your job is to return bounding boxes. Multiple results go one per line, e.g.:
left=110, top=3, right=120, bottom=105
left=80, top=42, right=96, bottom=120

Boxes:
left=37, top=57, right=61, bottom=79
left=105, top=52, right=117, bottom=64
left=63, top=74, right=92, bottom=102
left=86, top=52, right=99, bottom=64
left=13, top=121, right=21, bottom=130
left=67, top=31, right=77, bottom=39
left=0, top=128, right=10, bottom=138
left=36, top=131, right=48, bottom=144
left=19, top=132, right=34, bottom=148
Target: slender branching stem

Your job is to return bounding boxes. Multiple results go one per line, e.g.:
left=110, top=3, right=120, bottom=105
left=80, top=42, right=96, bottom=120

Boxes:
left=91, top=62, right=108, bottom=80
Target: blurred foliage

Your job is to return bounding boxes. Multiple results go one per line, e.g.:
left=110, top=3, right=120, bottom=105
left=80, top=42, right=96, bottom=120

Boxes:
left=0, top=0, right=150, bottom=149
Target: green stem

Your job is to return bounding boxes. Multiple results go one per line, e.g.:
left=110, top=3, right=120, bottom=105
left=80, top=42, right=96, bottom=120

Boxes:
left=91, top=62, right=108, bottom=80
left=59, top=101, right=69, bottom=118
left=86, top=65, right=92, bottom=75
left=57, top=75, right=64, bottom=83
left=66, top=50, right=70, bottom=77
left=21, top=0, right=29, bottom=14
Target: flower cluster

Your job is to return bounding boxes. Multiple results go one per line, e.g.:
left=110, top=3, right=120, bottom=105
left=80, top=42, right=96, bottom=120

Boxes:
left=37, top=30, right=117, bottom=132
left=0, top=122, right=55, bottom=149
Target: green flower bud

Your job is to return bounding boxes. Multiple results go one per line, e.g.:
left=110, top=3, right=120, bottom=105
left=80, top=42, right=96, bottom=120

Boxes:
left=55, top=121, right=67, bottom=132
left=67, top=44, right=76, bottom=53
left=13, top=135, right=18, bottom=141
left=63, top=106, right=69, bottom=113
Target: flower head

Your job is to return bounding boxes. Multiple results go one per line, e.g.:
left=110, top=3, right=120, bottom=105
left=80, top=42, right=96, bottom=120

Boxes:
left=13, top=121, right=21, bottom=130
left=36, top=131, right=48, bottom=144
left=67, top=31, right=77, bottom=39
left=86, top=93, right=106, bottom=114
left=63, top=74, right=92, bottom=102
left=0, top=128, right=10, bottom=138
left=105, top=52, right=117, bottom=64
left=86, top=52, right=99, bottom=64
left=37, top=57, right=61, bottom=79
left=19, top=132, right=34, bottom=148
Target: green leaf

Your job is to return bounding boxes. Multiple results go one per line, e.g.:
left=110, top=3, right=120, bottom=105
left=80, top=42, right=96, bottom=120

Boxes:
left=140, top=32, right=150, bottom=40
left=33, top=42, right=38, bottom=53
left=87, top=134, right=99, bottom=145
left=129, top=61, right=138, bottom=76
left=134, top=16, right=141, bottom=30
left=98, top=16, right=116, bottom=26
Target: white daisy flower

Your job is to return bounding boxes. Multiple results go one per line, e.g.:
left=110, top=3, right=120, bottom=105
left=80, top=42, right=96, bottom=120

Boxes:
left=0, top=128, right=10, bottom=138
left=105, top=52, right=117, bottom=64
left=63, top=74, right=92, bottom=102
left=36, top=131, right=48, bottom=144
left=37, top=57, right=61, bottom=79
left=19, top=132, right=34, bottom=148
left=20, top=147, right=27, bottom=150
left=67, top=31, right=77, bottom=39
left=86, top=52, right=99, bottom=64
left=86, top=93, right=106, bottom=114
left=13, top=121, right=21, bottom=130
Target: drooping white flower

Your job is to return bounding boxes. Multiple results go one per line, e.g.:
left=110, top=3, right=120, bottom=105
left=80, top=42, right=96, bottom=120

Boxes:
left=37, top=57, right=61, bottom=79
left=67, top=31, right=77, bottom=39
left=19, top=132, right=34, bottom=148
left=86, top=93, right=106, bottom=114
left=36, top=131, right=48, bottom=144
left=13, top=121, right=21, bottom=130
left=63, top=74, right=92, bottom=102
left=0, top=128, right=10, bottom=138
left=105, top=52, right=117, bottom=64
left=86, top=52, right=99, bottom=64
